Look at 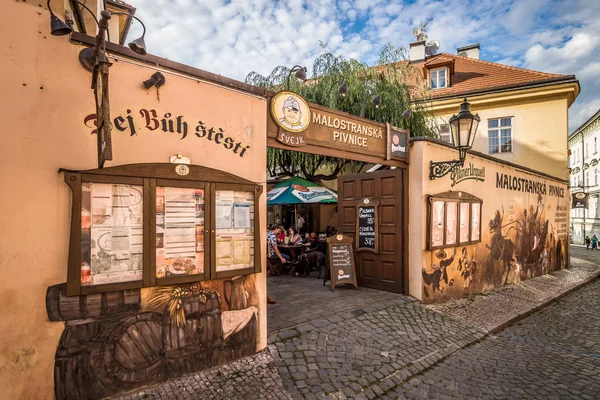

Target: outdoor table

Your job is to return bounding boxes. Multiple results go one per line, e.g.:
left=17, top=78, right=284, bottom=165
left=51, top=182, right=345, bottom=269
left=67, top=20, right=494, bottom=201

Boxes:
left=277, top=243, right=310, bottom=260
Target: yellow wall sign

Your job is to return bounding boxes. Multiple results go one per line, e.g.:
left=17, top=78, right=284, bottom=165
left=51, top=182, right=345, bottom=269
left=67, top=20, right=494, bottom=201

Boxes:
left=270, top=91, right=311, bottom=133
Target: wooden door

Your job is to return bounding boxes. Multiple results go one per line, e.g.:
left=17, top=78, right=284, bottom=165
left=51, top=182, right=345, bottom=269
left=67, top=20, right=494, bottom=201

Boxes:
left=338, top=168, right=407, bottom=293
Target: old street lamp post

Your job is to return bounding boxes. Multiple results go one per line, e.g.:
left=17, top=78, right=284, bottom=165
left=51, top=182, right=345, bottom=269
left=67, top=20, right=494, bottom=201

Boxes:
left=360, top=91, right=381, bottom=117
left=429, top=98, right=480, bottom=180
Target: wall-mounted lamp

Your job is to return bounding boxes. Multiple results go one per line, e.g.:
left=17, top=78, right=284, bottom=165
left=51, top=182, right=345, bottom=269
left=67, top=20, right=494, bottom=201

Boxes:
left=286, top=65, right=307, bottom=90
left=47, top=0, right=148, bottom=71
left=429, top=98, right=480, bottom=180
left=360, top=91, right=381, bottom=117
left=143, top=72, right=166, bottom=89
left=327, top=80, right=348, bottom=108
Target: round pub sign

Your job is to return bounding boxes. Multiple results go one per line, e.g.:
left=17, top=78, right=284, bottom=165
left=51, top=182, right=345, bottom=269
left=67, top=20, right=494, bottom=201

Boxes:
left=271, top=91, right=311, bottom=133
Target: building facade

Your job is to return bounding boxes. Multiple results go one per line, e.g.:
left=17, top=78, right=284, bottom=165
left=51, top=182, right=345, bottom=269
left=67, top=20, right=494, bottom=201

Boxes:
left=408, top=42, right=579, bottom=181
left=568, top=110, right=600, bottom=243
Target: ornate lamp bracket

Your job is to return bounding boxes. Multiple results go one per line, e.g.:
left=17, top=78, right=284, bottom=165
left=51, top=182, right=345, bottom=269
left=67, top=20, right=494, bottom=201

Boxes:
left=429, top=159, right=464, bottom=180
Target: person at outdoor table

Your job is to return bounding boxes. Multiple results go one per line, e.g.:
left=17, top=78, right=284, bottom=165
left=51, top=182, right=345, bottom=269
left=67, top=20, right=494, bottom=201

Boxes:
left=267, top=225, right=289, bottom=264
left=276, top=226, right=285, bottom=244
left=287, top=227, right=303, bottom=245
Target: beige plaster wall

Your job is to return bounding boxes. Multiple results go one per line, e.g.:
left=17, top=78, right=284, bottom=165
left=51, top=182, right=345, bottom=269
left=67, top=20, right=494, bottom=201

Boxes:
left=410, top=141, right=570, bottom=303
left=434, top=95, right=570, bottom=181
left=0, top=2, right=266, bottom=398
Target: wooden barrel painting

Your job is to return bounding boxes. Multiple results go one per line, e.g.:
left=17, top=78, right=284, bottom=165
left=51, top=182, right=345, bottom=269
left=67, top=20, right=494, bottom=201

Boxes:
left=90, top=312, right=164, bottom=385
left=162, top=293, right=222, bottom=359
left=46, top=283, right=141, bottom=322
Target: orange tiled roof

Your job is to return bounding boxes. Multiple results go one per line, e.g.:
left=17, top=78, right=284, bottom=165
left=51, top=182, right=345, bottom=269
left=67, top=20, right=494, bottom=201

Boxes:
left=403, top=53, right=575, bottom=100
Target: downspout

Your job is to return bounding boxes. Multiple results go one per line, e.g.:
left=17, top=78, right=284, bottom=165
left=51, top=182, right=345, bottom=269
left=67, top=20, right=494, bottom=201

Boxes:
left=582, top=130, right=586, bottom=243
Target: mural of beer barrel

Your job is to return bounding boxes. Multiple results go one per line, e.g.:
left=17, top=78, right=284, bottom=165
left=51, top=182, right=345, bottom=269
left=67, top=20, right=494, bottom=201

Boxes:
left=162, top=293, right=222, bottom=374
left=91, top=312, right=164, bottom=385
left=46, top=283, right=141, bottom=321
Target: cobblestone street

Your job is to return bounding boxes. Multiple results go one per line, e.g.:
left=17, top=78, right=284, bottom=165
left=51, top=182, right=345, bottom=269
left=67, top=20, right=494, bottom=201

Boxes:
left=391, top=279, right=600, bottom=400
left=112, top=250, right=600, bottom=400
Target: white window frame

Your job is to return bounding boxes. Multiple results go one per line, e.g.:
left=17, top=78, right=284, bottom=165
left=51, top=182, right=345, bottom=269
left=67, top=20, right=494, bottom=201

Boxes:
left=595, top=168, right=598, bottom=186
left=585, top=143, right=589, bottom=158
left=595, top=137, right=597, bottom=154
left=429, top=67, right=447, bottom=89
left=438, top=123, right=452, bottom=144
left=488, top=117, right=513, bottom=154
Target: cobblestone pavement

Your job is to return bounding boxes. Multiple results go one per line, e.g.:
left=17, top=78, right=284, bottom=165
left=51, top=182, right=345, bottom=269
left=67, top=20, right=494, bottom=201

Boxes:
left=267, top=272, right=405, bottom=333
left=389, top=279, right=600, bottom=400
left=110, top=248, right=599, bottom=400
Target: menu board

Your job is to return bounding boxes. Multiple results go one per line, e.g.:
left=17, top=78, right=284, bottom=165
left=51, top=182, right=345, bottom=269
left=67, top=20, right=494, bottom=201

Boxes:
left=471, top=203, right=481, bottom=241
left=215, top=190, right=255, bottom=272
left=431, top=200, right=445, bottom=248
left=459, top=202, right=470, bottom=243
left=326, top=234, right=357, bottom=290
left=357, top=200, right=378, bottom=252
left=445, top=202, right=458, bottom=246
left=155, top=187, right=204, bottom=278
left=81, top=183, right=143, bottom=286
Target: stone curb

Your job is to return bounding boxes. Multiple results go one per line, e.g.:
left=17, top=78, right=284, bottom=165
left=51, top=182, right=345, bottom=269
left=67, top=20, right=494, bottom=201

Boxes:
left=487, top=270, right=600, bottom=335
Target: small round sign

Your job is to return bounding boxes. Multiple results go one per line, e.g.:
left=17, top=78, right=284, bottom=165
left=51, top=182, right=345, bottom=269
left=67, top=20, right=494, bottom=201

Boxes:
left=574, top=192, right=586, bottom=199
left=175, top=164, right=190, bottom=176
left=336, top=234, right=343, bottom=240
left=364, top=198, right=370, bottom=204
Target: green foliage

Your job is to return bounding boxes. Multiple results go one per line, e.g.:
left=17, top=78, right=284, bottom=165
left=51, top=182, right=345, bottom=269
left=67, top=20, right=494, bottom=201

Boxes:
left=246, top=45, right=439, bottom=181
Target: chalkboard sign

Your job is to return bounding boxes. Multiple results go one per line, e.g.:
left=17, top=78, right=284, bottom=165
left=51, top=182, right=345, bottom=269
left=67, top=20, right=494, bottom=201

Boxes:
left=326, top=234, right=357, bottom=291
left=356, top=198, right=379, bottom=252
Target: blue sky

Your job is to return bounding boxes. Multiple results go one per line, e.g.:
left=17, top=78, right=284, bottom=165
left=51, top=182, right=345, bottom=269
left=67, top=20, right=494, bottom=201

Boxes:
left=129, top=0, right=600, bottom=132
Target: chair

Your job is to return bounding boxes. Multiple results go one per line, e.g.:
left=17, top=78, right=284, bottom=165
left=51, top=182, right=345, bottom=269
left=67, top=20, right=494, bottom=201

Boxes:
left=266, top=258, right=281, bottom=276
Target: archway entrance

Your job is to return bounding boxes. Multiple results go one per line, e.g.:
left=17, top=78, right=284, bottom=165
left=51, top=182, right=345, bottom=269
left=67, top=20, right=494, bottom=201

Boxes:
left=266, top=93, right=410, bottom=333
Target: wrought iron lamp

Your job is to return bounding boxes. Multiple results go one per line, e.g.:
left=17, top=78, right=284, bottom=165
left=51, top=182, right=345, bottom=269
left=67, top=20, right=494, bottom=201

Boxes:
left=327, top=80, right=348, bottom=108
left=286, top=65, right=307, bottom=90
left=429, top=98, right=480, bottom=180
left=360, top=91, right=381, bottom=117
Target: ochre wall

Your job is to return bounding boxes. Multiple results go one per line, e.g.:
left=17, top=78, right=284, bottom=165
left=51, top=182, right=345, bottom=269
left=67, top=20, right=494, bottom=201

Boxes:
left=433, top=94, right=570, bottom=180
left=409, top=141, right=570, bottom=303
left=0, top=2, right=266, bottom=398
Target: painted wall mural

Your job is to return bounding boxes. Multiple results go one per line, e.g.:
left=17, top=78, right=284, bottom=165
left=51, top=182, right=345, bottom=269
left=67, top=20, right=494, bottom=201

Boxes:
left=46, top=275, right=259, bottom=400
left=422, top=165, right=569, bottom=302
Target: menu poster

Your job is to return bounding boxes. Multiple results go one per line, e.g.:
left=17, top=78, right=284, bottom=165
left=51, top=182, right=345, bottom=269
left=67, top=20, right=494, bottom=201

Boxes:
left=233, top=203, right=251, bottom=229
left=326, top=234, right=357, bottom=290
left=445, top=202, right=458, bottom=246
left=215, top=190, right=255, bottom=272
left=431, top=200, right=445, bottom=248
left=156, top=187, right=204, bottom=278
left=459, top=202, right=470, bottom=243
left=471, top=203, right=481, bottom=242
left=82, top=183, right=143, bottom=286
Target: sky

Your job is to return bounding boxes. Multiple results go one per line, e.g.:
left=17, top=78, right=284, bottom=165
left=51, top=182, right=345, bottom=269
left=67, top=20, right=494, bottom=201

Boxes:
left=127, top=0, right=600, bottom=133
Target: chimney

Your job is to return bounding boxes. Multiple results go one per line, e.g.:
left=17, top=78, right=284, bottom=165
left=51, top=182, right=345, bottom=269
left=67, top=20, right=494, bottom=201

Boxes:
left=409, top=41, right=426, bottom=63
left=457, top=44, right=480, bottom=59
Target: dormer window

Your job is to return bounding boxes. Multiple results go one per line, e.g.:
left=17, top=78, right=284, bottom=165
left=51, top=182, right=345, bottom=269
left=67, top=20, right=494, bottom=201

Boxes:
left=430, top=67, right=447, bottom=89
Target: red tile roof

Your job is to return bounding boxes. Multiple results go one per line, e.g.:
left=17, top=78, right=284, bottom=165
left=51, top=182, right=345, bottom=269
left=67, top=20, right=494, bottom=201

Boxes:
left=403, top=53, right=576, bottom=100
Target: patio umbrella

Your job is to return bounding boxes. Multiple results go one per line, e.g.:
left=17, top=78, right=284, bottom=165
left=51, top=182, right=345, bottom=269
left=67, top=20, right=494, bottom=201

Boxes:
left=266, top=177, right=337, bottom=204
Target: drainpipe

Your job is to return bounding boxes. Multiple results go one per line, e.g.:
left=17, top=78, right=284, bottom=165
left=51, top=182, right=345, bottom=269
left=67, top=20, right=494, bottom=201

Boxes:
left=582, top=130, right=586, bottom=243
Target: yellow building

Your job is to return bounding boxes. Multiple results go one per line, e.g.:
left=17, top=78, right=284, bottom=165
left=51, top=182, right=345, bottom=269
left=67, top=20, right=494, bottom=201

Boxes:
left=408, top=42, right=580, bottom=180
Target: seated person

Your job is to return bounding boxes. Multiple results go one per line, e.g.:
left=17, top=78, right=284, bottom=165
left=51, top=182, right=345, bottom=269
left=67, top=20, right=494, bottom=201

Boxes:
left=301, top=232, right=326, bottom=277
left=267, top=224, right=289, bottom=265
left=277, top=226, right=286, bottom=243
left=286, top=227, right=303, bottom=245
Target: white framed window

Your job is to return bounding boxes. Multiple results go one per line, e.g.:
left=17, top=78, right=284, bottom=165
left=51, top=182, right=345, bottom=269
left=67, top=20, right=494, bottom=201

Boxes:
left=488, top=117, right=512, bottom=154
left=429, top=67, right=447, bottom=89
left=438, top=123, right=452, bottom=144
left=585, top=143, right=589, bottom=158
left=595, top=168, right=598, bottom=186
left=585, top=171, right=589, bottom=186
left=595, top=137, right=597, bottom=154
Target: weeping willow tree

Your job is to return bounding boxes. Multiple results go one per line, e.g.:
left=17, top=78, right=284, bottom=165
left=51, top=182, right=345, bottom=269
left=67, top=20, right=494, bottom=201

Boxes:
left=245, top=44, right=437, bottom=182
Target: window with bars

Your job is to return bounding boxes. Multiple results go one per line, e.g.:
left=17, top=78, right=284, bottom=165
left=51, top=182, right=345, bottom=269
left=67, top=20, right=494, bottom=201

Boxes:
left=488, top=117, right=512, bottom=154
left=429, top=67, right=447, bottom=89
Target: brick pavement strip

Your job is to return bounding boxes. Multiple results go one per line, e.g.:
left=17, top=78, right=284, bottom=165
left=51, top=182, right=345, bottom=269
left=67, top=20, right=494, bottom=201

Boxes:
left=110, top=248, right=600, bottom=400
